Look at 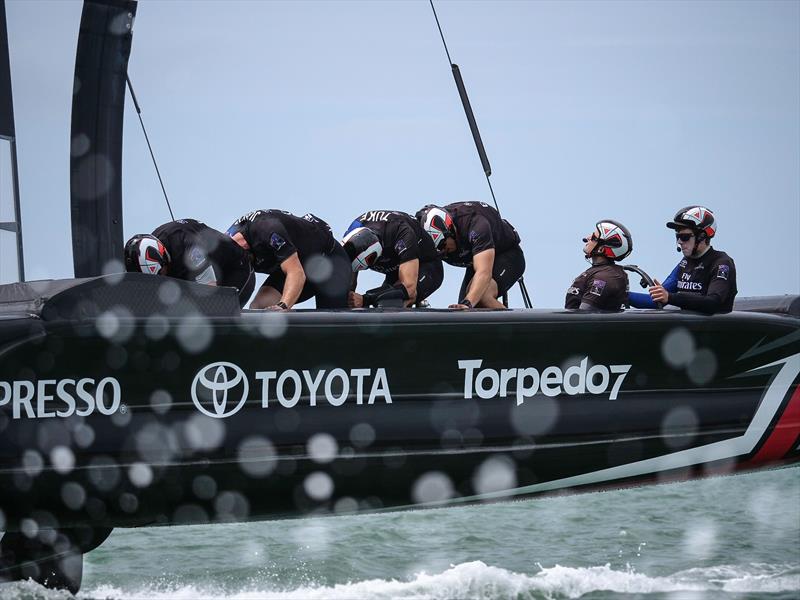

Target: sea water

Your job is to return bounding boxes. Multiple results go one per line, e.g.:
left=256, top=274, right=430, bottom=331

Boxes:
left=2, top=466, right=798, bottom=599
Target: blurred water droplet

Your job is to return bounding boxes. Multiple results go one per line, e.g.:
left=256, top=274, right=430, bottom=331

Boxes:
left=119, top=492, right=139, bottom=514
left=21, top=518, right=39, bottom=539
left=60, top=482, right=87, bottom=510
left=683, top=519, right=718, bottom=560
left=237, top=436, right=277, bottom=477
left=334, top=496, right=359, bottom=514
left=106, top=345, right=128, bottom=369
left=158, top=279, right=182, bottom=305
left=185, top=415, right=226, bottom=452
left=257, top=311, right=289, bottom=339
left=50, top=446, right=75, bottom=474
left=176, top=314, right=214, bottom=353
left=96, top=311, right=120, bottom=339
left=129, top=462, right=153, bottom=488
left=308, top=433, right=338, bottom=464
left=215, top=491, right=250, bottom=522
left=71, top=133, right=90, bottom=157
left=150, top=389, right=173, bottom=414
left=145, top=314, right=170, bottom=340
left=305, top=255, right=333, bottom=284
left=135, top=423, right=177, bottom=463
left=661, top=406, right=700, bottom=449
left=102, top=259, right=125, bottom=279
left=687, top=348, right=718, bottom=385
left=22, top=449, right=44, bottom=477
left=304, top=471, right=334, bottom=501
left=192, top=475, right=218, bottom=500
left=111, top=404, right=132, bottom=427
left=73, top=422, right=95, bottom=448
left=349, top=423, right=375, bottom=448
left=174, top=504, right=209, bottom=524
left=472, top=455, right=517, bottom=496
left=89, top=456, right=121, bottom=492
left=510, top=397, right=558, bottom=436
left=662, top=328, right=696, bottom=368
left=412, top=471, right=454, bottom=504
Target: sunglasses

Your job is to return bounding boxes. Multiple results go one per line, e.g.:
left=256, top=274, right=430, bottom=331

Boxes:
left=582, top=233, right=598, bottom=243
left=675, top=233, right=695, bottom=242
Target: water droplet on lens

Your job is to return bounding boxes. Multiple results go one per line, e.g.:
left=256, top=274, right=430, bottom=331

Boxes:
left=304, top=471, right=334, bottom=501
left=349, top=423, right=375, bottom=448
left=128, top=462, right=153, bottom=488
left=662, top=327, right=696, bottom=368
left=60, top=482, right=86, bottom=510
left=308, top=433, right=338, bottom=464
left=192, top=475, right=218, bottom=500
left=50, top=446, right=75, bottom=474
left=687, top=348, right=717, bottom=385
left=158, top=279, right=182, bottom=305
left=237, top=436, right=277, bottom=478
left=305, top=255, right=333, bottom=284
left=412, top=471, right=454, bottom=504
left=22, top=450, right=44, bottom=477
left=472, top=455, right=517, bottom=496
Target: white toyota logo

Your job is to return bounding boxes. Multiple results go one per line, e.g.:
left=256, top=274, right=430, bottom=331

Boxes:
left=191, top=362, right=249, bottom=418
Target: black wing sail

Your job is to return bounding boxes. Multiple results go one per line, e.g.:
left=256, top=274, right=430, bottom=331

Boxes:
left=70, top=0, right=137, bottom=277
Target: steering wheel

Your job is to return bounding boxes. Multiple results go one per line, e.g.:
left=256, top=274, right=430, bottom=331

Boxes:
left=622, top=264, right=663, bottom=309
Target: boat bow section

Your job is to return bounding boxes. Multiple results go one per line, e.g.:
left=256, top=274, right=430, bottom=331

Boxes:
left=0, top=278, right=798, bottom=532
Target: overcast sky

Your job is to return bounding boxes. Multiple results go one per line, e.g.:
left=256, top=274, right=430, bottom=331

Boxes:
left=1, top=0, right=798, bottom=308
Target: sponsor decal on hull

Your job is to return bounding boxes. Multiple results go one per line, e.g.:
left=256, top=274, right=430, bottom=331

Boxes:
left=458, top=358, right=631, bottom=404
left=418, top=353, right=800, bottom=509
left=0, top=378, right=123, bottom=419
left=191, top=362, right=393, bottom=418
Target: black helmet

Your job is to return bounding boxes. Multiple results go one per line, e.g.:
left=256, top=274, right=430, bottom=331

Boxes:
left=416, top=205, right=456, bottom=252
left=584, top=220, right=633, bottom=261
left=124, top=234, right=171, bottom=275
left=666, top=206, right=716, bottom=240
left=342, top=227, right=382, bottom=271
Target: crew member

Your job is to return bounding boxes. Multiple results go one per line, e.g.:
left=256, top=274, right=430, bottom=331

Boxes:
left=227, top=210, right=350, bottom=310
left=124, top=218, right=255, bottom=307
left=565, top=220, right=632, bottom=311
left=416, top=202, right=525, bottom=309
left=342, top=210, right=443, bottom=308
left=629, top=206, right=737, bottom=314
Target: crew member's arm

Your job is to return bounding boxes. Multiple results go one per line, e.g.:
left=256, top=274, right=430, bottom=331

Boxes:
left=450, top=249, right=495, bottom=310
left=397, top=259, right=419, bottom=306
left=661, top=261, right=735, bottom=315
left=349, top=272, right=363, bottom=308
left=276, top=253, right=305, bottom=309
left=629, top=264, right=679, bottom=308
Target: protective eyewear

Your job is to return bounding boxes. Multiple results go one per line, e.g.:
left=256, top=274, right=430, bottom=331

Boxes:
left=675, top=233, right=695, bottom=242
left=582, top=233, right=598, bottom=243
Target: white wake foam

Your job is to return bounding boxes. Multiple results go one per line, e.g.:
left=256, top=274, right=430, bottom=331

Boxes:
left=3, top=560, right=798, bottom=599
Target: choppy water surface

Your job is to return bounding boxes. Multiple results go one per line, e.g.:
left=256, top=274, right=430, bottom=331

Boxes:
left=4, top=467, right=799, bottom=599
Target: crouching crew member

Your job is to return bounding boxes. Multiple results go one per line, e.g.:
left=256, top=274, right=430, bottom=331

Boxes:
left=124, top=218, right=255, bottom=307
left=417, top=201, right=525, bottom=310
left=227, top=210, right=350, bottom=310
left=629, top=206, right=737, bottom=314
left=342, top=210, right=444, bottom=308
left=565, top=220, right=632, bottom=311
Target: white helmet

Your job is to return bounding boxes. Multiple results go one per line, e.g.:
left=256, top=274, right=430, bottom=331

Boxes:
left=342, top=227, right=382, bottom=271
left=124, top=234, right=171, bottom=275
left=417, top=205, right=456, bottom=252
left=584, top=220, right=633, bottom=261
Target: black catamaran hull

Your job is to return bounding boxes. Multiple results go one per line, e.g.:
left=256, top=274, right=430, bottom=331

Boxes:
left=1, top=277, right=798, bottom=538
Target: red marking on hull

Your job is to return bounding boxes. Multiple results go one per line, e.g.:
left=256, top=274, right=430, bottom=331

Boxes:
left=749, top=383, right=800, bottom=464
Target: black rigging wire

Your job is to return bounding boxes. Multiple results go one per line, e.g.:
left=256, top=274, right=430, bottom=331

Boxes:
left=428, top=0, right=533, bottom=308
left=125, top=74, right=175, bottom=221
